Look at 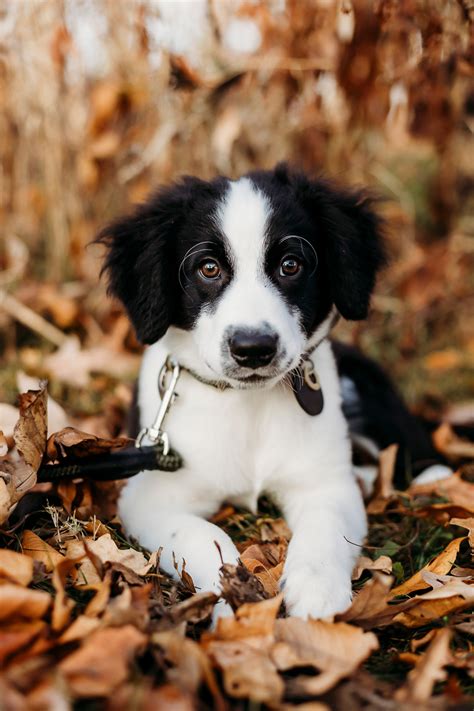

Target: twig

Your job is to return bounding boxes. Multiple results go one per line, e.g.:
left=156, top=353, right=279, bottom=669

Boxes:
left=0, top=289, right=68, bottom=348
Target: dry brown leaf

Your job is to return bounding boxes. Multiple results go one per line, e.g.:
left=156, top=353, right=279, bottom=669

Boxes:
left=352, top=555, right=392, bottom=580
left=393, top=578, right=474, bottom=627
left=410, top=471, right=474, bottom=512
left=67, top=534, right=149, bottom=586
left=51, top=557, right=78, bottom=632
left=338, top=573, right=394, bottom=627
left=206, top=638, right=284, bottom=704
left=0, top=584, right=51, bottom=621
left=210, top=594, right=283, bottom=642
left=0, top=549, right=34, bottom=586
left=450, top=516, right=474, bottom=549
left=0, top=478, right=10, bottom=525
left=0, top=621, right=46, bottom=666
left=240, top=547, right=284, bottom=596
left=11, top=384, right=48, bottom=500
left=46, top=427, right=131, bottom=461
left=432, top=423, right=474, bottom=460
left=202, top=595, right=284, bottom=704
left=272, top=618, right=379, bottom=696
left=395, top=628, right=452, bottom=702
left=153, top=630, right=225, bottom=709
left=59, top=625, right=147, bottom=697
left=21, top=529, right=64, bottom=572
left=0, top=430, right=8, bottom=456
left=58, top=615, right=101, bottom=644
left=168, top=591, right=219, bottom=626
left=367, top=443, right=398, bottom=514
left=411, top=502, right=474, bottom=524
left=391, top=537, right=465, bottom=597
left=84, top=571, right=112, bottom=618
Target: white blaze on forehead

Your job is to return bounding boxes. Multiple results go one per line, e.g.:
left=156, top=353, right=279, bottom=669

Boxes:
left=216, top=178, right=271, bottom=274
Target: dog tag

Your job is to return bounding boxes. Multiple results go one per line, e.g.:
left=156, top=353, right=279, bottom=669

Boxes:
left=292, top=358, right=324, bottom=416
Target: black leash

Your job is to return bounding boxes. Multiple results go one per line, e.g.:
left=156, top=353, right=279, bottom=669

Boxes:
left=37, top=443, right=183, bottom=483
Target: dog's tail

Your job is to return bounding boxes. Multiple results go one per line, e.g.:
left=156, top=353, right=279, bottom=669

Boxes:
left=332, top=340, right=457, bottom=489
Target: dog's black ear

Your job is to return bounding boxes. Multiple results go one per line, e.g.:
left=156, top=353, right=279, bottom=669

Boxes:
left=96, top=178, right=201, bottom=344
left=286, top=167, right=386, bottom=321
left=321, top=186, right=386, bottom=320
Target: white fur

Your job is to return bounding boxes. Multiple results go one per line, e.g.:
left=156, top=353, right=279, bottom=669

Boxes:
left=119, top=179, right=367, bottom=619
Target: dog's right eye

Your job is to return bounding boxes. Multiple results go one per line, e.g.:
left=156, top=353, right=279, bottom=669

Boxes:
left=198, top=259, right=221, bottom=280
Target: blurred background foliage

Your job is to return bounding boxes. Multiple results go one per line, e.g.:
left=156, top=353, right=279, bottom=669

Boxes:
left=0, top=0, right=473, bottom=427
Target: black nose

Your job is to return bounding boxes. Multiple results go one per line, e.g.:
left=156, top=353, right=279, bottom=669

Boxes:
left=229, top=329, right=279, bottom=369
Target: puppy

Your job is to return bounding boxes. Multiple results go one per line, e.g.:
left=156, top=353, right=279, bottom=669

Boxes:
left=98, top=163, right=388, bottom=619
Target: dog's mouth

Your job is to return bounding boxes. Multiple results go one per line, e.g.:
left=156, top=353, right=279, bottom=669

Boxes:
left=222, top=356, right=296, bottom=390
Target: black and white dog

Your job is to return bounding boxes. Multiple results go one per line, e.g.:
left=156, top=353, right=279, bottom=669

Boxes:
left=99, top=164, right=450, bottom=619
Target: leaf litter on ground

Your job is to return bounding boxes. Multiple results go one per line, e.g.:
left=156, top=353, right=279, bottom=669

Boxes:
left=0, top=384, right=474, bottom=708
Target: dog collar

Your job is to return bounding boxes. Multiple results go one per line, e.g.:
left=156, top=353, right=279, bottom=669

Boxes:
left=180, top=355, right=323, bottom=415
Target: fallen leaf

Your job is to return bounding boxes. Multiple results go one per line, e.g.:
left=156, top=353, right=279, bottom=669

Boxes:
left=21, top=529, right=64, bottom=572
left=202, top=595, right=285, bottom=704
left=391, top=537, right=465, bottom=596
left=219, top=563, right=269, bottom=610
left=0, top=549, right=34, bottom=586
left=338, top=573, right=395, bottom=627
left=0, top=478, right=10, bottom=525
left=450, top=517, right=474, bottom=549
left=17, top=371, right=70, bottom=434
left=432, top=423, right=474, bottom=460
left=272, top=618, right=379, bottom=696
left=51, top=557, right=78, bottom=632
left=395, top=628, right=452, bottom=702
left=46, top=427, right=131, bottom=461
left=66, top=534, right=148, bottom=586
left=352, top=555, right=392, bottom=580
left=153, top=630, right=225, bottom=709
left=11, top=384, right=48, bottom=500
left=0, top=621, right=46, bottom=666
left=210, top=593, right=283, bottom=641
left=410, top=471, right=474, bottom=512
left=206, top=638, right=284, bottom=703
left=0, top=584, right=51, bottom=621
left=0, top=430, right=8, bottom=456
left=59, top=625, right=146, bottom=697
left=367, top=443, right=398, bottom=514
left=58, top=615, right=101, bottom=644
left=393, top=578, right=474, bottom=627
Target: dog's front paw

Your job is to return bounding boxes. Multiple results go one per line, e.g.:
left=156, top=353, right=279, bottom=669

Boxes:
left=282, top=568, right=352, bottom=619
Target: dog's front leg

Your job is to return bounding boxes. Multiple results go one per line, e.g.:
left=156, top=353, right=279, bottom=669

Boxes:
left=119, top=481, right=240, bottom=616
left=277, top=479, right=367, bottom=619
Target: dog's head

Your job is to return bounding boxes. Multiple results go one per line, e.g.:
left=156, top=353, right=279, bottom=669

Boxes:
left=98, top=164, right=385, bottom=388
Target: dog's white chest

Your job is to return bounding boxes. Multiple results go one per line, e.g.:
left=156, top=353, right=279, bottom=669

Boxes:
left=136, top=336, right=349, bottom=515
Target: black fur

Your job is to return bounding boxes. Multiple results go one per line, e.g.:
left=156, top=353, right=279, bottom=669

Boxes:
left=253, top=163, right=387, bottom=322
left=98, top=164, right=386, bottom=346
left=333, top=341, right=446, bottom=486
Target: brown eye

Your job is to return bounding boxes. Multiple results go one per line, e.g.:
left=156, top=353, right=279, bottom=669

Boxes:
left=199, top=259, right=221, bottom=280
left=280, top=256, right=302, bottom=277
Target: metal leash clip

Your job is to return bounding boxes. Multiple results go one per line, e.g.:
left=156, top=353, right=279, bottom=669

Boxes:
left=135, top=355, right=181, bottom=454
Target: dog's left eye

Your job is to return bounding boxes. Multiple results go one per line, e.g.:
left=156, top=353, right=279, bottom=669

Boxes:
left=198, top=259, right=221, bottom=280
left=280, top=256, right=302, bottom=277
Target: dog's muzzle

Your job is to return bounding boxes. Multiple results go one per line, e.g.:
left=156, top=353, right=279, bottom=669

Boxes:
left=228, top=328, right=279, bottom=370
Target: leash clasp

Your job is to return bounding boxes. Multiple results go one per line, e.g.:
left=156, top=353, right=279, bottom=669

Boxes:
left=135, top=355, right=181, bottom=454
